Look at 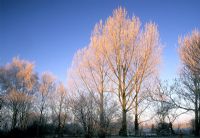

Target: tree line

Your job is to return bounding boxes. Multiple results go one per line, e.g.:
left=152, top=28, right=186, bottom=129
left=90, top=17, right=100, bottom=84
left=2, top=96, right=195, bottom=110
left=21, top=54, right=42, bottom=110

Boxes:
left=0, top=7, right=200, bottom=137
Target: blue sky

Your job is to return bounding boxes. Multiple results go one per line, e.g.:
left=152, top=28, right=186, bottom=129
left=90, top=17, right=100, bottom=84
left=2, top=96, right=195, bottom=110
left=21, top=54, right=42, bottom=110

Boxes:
left=0, top=0, right=200, bottom=84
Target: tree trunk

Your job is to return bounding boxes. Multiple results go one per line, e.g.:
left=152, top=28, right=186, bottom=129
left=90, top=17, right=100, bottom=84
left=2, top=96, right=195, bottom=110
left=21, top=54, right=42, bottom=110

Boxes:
left=134, top=93, right=139, bottom=136
left=119, top=90, right=127, bottom=136
left=194, top=92, right=199, bottom=136
left=198, top=90, right=200, bottom=136
left=99, top=92, right=105, bottom=138
left=58, top=113, right=61, bottom=136
left=134, top=114, right=139, bottom=136
left=12, top=106, right=18, bottom=129
left=20, top=107, right=27, bottom=130
left=120, top=108, right=127, bottom=136
left=169, top=122, right=175, bottom=135
left=119, top=67, right=128, bottom=136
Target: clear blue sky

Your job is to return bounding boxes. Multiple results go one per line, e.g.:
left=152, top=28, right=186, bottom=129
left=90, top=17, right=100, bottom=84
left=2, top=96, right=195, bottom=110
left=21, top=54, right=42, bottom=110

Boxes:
left=0, top=0, right=200, bottom=84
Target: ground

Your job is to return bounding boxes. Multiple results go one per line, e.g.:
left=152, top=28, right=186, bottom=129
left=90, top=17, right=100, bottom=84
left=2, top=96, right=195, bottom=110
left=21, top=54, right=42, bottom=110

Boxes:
left=45, top=136, right=196, bottom=138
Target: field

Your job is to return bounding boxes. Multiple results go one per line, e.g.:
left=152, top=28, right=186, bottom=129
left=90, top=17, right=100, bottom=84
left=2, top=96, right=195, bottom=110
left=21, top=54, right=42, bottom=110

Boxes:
left=42, top=136, right=196, bottom=138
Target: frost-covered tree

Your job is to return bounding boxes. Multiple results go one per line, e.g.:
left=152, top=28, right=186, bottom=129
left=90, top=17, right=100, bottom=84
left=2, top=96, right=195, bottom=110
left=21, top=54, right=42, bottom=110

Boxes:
left=96, top=8, right=161, bottom=136
left=0, top=57, right=37, bottom=130
left=69, top=7, right=161, bottom=136
left=69, top=23, right=111, bottom=138
left=49, top=82, right=68, bottom=136
left=38, top=72, right=56, bottom=127
left=179, top=30, right=200, bottom=136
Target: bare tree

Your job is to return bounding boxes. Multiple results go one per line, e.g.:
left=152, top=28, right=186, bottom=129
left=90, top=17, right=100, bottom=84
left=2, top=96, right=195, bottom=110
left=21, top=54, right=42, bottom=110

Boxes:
left=70, top=91, right=97, bottom=138
left=57, top=83, right=68, bottom=136
left=68, top=8, right=161, bottom=136
left=98, top=8, right=161, bottom=136
left=36, top=72, right=56, bottom=136
left=49, top=82, right=68, bottom=136
left=133, top=90, right=154, bottom=135
left=68, top=21, right=111, bottom=137
left=178, top=30, right=200, bottom=136
left=38, top=72, right=55, bottom=126
left=149, top=80, right=190, bottom=135
left=0, top=57, right=37, bottom=130
left=0, top=68, right=6, bottom=130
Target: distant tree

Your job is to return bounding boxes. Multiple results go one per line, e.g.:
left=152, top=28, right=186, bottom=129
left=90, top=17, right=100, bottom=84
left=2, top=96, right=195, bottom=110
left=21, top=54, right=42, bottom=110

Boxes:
left=38, top=72, right=55, bottom=125
left=190, top=119, right=195, bottom=134
left=37, top=72, right=55, bottom=135
left=0, top=57, right=37, bottom=130
left=156, top=122, right=170, bottom=136
left=151, top=124, right=156, bottom=133
left=49, top=82, right=68, bottom=136
left=0, top=68, right=6, bottom=130
left=153, top=83, right=173, bottom=136
left=101, top=93, right=120, bottom=136
left=133, top=87, right=153, bottom=136
left=149, top=80, right=188, bottom=135
left=70, top=92, right=97, bottom=138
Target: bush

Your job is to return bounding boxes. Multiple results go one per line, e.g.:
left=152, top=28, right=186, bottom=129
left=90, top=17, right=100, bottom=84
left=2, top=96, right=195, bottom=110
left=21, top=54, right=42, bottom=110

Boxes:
left=156, top=122, right=170, bottom=136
